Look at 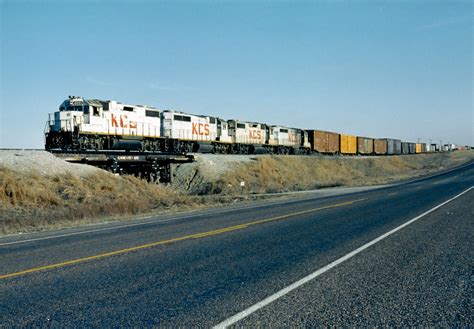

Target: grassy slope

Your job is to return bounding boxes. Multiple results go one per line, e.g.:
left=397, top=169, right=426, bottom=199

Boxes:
left=0, top=169, right=185, bottom=234
left=1, top=151, right=472, bottom=234
left=190, top=151, right=473, bottom=194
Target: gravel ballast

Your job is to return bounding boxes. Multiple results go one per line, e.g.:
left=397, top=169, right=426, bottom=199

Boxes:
left=0, top=150, right=100, bottom=177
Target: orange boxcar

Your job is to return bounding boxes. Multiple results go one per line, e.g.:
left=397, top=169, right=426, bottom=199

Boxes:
left=340, top=134, right=357, bottom=154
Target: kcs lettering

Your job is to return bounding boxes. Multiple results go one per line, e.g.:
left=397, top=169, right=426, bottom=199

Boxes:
left=192, top=123, right=210, bottom=136
left=249, top=130, right=262, bottom=140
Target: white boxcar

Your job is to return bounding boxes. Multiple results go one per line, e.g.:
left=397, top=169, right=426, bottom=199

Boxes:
left=227, top=120, right=267, bottom=145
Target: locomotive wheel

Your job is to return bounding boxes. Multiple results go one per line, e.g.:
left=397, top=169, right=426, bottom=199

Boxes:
left=51, top=134, right=64, bottom=148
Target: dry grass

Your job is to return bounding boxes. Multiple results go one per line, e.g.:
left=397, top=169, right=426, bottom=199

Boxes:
left=0, top=168, right=187, bottom=234
left=215, top=151, right=473, bottom=194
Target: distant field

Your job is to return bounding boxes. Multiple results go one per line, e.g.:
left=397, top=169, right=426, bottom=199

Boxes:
left=1, top=150, right=472, bottom=235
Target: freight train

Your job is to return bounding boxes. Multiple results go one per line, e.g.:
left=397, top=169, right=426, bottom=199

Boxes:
left=45, top=96, right=439, bottom=156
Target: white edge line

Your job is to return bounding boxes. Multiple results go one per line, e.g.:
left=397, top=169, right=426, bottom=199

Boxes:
left=0, top=189, right=365, bottom=247
left=213, top=186, right=474, bottom=328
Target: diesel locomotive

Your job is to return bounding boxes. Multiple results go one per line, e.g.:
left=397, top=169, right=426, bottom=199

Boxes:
left=45, top=96, right=311, bottom=154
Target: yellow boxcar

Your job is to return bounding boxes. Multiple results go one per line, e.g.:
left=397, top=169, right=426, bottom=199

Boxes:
left=415, top=143, right=422, bottom=153
left=340, top=134, right=357, bottom=154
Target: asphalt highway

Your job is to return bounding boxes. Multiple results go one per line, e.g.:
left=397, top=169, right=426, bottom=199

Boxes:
left=0, top=161, right=473, bottom=326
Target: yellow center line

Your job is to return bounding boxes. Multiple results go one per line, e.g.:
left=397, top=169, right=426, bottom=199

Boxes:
left=0, top=198, right=366, bottom=280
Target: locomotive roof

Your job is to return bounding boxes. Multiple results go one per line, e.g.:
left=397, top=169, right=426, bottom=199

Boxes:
left=84, top=99, right=105, bottom=107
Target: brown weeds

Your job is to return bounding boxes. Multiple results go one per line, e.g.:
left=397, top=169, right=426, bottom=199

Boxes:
left=0, top=167, right=179, bottom=234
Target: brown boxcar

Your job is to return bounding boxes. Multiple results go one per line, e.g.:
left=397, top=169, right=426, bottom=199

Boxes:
left=357, top=136, right=374, bottom=155
left=308, top=130, right=340, bottom=154
left=374, top=139, right=388, bottom=155
left=340, top=134, right=357, bottom=154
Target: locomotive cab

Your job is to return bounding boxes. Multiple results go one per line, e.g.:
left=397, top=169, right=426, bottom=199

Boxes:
left=50, top=96, right=88, bottom=133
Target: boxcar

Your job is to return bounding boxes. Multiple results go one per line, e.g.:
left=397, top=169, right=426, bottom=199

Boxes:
left=340, top=134, right=357, bottom=155
left=401, top=142, right=409, bottom=154
left=421, top=143, right=427, bottom=153
left=308, top=130, right=340, bottom=154
left=386, top=138, right=402, bottom=155
left=374, top=139, right=388, bottom=155
left=415, top=143, right=422, bottom=153
left=357, top=136, right=374, bottom=155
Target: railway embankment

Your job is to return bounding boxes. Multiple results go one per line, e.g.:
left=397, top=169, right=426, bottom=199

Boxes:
left=1, top=150, right=473, bottom=235
left=172, top=151, right=473, bottom=194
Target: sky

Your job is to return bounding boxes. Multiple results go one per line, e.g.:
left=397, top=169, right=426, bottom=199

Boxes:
left=1, top=0, right=472, bottom=148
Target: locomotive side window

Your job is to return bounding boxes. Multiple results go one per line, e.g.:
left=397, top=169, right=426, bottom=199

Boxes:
left=280, top=128, right=288, bottom=133
left=210, top=117, right=216, bottom=124
left=174, top=115, right=183, bottom=121
left=237, top=123, right=246, bottom=129
left=123, top=106, right=134, bottom=112
left=146, top=110, right=160, bottom=118
left=182, top=116, right=191, bottom=122
left=83, top=106, right=90, bottom=114
left=93, top=106, right=100, bottom=116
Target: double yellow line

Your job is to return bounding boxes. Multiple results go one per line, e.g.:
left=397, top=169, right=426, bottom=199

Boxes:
left=0, top=198, right=365, bottom=280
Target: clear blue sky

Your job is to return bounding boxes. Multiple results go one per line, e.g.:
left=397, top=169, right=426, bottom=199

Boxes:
left=1, top=0, right=472, bottom=148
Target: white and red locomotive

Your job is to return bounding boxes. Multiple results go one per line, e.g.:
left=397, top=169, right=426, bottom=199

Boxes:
left=45, top=96, right=311, bottom=154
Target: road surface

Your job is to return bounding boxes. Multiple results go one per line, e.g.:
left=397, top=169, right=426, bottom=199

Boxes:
left=1, top=162, right=473, bottom=326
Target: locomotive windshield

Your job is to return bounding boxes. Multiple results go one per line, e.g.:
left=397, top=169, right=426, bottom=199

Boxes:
left=59, top=96, right=88, bottom=112
left=59, top=105, right=84, bottom=112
